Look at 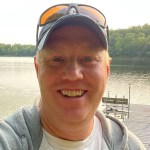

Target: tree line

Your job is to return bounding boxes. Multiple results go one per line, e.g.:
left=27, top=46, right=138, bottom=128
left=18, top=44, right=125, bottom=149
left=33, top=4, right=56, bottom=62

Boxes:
left=109, top=24, right=150, bottom=58
left=0, top=44, right=36, bottom=56
left=0, top=24, right=150, bottom=58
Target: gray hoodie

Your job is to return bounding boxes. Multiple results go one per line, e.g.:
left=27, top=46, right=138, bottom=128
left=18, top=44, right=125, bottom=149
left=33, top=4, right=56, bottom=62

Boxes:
left=0, top=103, right=145, bottom=150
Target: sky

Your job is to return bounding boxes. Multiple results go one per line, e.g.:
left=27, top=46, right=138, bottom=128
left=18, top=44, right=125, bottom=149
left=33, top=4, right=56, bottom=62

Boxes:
left=0, top=0, right=150, bottom=45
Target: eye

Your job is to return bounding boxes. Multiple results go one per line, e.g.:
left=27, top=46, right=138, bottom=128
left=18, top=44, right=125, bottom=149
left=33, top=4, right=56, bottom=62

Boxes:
left=80, top=56, right=99, bottom=67
left=45, top=56, right=65, bottom=67
left=52, top=56, right=64, bottom=62
left=82, top=56, right=94, bottom=63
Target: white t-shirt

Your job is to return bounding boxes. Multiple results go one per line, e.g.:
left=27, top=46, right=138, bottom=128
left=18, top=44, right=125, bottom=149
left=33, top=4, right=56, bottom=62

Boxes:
left=39, top=116, right=102, bottom=150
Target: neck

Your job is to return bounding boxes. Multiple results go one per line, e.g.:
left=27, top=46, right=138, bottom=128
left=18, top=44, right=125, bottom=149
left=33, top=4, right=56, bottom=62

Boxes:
left=40, top=109, right=94, bottom=141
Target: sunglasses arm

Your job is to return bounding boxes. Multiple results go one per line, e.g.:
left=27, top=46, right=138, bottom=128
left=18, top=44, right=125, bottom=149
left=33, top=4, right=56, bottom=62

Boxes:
left=106, top=26, right=109, bottom=45
left=36, top=24, right=40, bottom=49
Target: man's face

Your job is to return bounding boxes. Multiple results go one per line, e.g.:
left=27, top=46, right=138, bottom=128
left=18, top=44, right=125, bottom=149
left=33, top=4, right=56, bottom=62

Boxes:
left=35, top=25, right=110, bottom=124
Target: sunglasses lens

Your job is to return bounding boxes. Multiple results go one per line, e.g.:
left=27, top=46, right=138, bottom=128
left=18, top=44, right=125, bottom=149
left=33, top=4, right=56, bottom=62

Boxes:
left=40, top=5, right=68, bottom=25
left=39, top=5, right=106, bottom=27
left=79, top=6, right=106, bottom=27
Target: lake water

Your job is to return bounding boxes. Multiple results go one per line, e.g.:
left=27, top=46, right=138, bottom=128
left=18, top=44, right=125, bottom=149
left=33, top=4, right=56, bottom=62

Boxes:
left=0, top=57, right=150, bottom=118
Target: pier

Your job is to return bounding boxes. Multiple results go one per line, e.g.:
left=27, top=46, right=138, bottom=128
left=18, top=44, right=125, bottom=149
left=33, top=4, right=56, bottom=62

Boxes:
left=123, top=104, right=150, bottom=149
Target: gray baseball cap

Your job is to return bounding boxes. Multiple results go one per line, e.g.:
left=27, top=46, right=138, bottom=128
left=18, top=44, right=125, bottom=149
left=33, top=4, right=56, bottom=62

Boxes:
left=37, top=6, right=109, bottom=51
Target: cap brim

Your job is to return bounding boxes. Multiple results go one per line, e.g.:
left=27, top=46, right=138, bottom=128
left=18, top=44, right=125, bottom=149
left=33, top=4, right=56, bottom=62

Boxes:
left=38, top=14, right=108, bottom=51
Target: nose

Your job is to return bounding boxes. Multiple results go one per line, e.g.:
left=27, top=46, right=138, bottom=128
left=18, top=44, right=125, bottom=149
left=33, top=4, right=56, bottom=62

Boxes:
left=62, top=60, right=83, bottom=81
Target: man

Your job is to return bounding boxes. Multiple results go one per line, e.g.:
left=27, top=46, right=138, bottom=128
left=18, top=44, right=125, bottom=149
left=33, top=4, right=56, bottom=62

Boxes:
left=0, top=3, right=145, bottom=150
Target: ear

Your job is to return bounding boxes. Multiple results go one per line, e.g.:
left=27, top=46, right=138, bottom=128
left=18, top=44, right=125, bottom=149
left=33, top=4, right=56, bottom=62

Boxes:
left=106, top=58, right=112, bottom=77
left=107, top=65, right=110, bottom=77
left=34, top=56, right=38, bottom=76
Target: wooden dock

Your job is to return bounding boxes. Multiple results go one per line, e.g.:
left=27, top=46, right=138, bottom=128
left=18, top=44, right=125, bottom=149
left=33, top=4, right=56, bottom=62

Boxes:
left=123, top=104, right=150, bottom=149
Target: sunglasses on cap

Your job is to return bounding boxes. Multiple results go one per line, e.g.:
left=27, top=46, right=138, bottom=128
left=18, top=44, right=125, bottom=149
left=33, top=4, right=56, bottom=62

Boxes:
left=36, top=3, right=109, bottom=49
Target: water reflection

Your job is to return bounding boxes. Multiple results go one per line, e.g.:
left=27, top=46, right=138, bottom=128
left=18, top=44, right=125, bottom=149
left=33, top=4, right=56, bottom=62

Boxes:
left=0, top=57, right=40, bottom=118
left=104, top=65, right=150, bottom=105
left=111, top=65, right=150, bottom=74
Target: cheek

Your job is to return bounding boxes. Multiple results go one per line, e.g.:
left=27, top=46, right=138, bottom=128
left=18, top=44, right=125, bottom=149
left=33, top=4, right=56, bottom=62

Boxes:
left=90, top=65, right=107, bottom=81
left=38, top=64, right=63, bottom=94
left=38, top=64, right=56, bottom=80
left=85, top=68, right=107, bottom=112
left=37, top=65, right=54, bottom=89
left=90, top=66, right=108, bottom=94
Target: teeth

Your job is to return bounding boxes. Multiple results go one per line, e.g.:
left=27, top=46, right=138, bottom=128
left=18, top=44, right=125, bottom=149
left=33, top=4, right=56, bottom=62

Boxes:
left=60, top=90, right=84, bottom=97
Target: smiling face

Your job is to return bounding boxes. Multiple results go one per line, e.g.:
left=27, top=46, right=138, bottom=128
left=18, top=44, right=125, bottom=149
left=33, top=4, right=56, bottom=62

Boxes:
left=35, top=25, right=110, bottom=133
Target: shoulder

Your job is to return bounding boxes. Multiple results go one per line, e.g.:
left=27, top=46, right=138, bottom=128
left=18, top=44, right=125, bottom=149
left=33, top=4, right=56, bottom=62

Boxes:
left=106, top=115, right=146, bottom=149
left=96, top=111, right=146, bottom=149
left=0, top=104, right=42, bottom=149
left=127, top=131, right=146, bottom=150
left=0, top=107, right=28, bottom=149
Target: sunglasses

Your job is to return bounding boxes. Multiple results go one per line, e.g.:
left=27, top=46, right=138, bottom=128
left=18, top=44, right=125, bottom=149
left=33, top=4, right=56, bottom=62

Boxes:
left=36, top=3, right=109, bottom=47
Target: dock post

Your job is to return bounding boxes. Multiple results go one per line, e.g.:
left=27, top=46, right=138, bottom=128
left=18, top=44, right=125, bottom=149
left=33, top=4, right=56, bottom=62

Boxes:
left=128, top=84, right=131, bottom=118
left=108, top=91, right=110, bottom=98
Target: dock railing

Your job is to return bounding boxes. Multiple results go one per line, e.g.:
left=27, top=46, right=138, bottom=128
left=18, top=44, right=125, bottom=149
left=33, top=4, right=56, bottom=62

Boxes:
left=102, top=97, right=130, bottom=120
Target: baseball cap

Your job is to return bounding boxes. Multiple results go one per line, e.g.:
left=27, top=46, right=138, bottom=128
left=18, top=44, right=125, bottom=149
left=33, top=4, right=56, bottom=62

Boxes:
left=36, top=3, right=109, bottom=51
